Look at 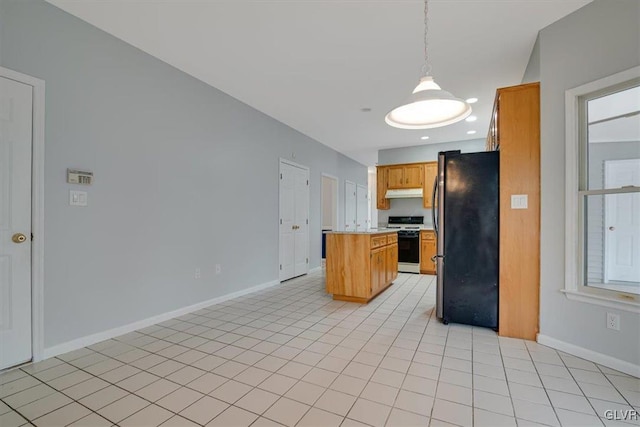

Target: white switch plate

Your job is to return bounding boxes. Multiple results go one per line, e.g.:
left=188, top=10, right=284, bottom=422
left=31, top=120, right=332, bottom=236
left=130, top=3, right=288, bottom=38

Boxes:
left=69, top=190, right=88, bottom=207
left=511, top=194, right=528, bottom=209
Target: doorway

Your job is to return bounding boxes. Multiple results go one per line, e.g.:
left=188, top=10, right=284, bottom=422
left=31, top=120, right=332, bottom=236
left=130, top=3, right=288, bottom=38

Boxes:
left=0, top=67, right=45, bottom=369
left=279, top=159, right=310, bottom=282
left=356, top=184, right=368, bottom=231
left=345, top=180, right=356, bottom=231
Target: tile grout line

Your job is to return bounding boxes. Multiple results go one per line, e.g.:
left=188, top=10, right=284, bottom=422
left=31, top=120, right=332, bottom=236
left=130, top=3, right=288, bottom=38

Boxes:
left=2, top=271, right=638, bottom=427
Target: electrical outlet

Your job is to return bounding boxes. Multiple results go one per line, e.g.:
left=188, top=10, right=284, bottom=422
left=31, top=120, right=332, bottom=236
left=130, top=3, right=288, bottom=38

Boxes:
left=215, top=264, right=221, bottom=275
left=194, top=268, right=201, bottom=279
left=606, top=312, right=620, bottom=331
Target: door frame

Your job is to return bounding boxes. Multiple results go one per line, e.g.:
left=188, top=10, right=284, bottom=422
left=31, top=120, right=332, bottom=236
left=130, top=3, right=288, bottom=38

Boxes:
left=1, top=66, right=45, bottom=364
left=344, top=180, right=356, bottom=231
left=356, top=183, right=369, bottom=231
left=320, top=173, right=338, bottom=232
left=278, top=158, right=310, bottom=281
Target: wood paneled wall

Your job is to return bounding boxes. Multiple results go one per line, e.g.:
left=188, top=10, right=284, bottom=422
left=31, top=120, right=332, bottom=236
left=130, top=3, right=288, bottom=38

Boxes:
left=490, top=83, right=541, bottom=341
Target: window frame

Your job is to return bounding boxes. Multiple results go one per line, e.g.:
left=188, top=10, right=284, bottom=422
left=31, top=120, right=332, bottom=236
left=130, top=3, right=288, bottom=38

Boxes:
left=564, top=66, right=640, bottom=313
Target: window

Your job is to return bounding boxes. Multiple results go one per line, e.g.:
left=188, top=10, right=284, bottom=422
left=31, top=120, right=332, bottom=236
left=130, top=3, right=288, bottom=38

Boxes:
left=565, top=67, right=640, bottom=312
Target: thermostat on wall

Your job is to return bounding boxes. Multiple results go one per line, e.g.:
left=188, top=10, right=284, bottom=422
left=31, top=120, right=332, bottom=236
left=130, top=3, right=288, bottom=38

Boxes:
left=67, top=168, right=93, bottom=185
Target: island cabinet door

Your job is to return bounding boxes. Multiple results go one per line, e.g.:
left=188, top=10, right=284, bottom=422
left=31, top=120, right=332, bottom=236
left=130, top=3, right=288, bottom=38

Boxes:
left=386, top=244, right=398, bottom=283
left=370, top=247, right=385, bottom=294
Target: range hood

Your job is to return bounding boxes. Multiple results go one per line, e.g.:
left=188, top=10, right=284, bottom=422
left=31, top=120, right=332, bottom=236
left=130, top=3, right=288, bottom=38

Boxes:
left=385, top=188, right=424, bottom=199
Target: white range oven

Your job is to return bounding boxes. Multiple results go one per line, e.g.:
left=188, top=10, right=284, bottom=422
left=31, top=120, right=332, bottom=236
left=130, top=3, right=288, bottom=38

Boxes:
left=386, top=216, right=426, bottom=273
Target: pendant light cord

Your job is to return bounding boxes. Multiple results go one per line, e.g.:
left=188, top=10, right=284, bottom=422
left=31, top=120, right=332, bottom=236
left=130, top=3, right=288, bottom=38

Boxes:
left=421, top=0, right=431, bottom=77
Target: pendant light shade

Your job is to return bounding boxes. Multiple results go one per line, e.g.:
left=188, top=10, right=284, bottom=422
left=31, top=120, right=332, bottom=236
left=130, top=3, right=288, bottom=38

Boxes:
left=385, top=0, right=471, bottom=129
left=385, top=77, right=472, bottom=129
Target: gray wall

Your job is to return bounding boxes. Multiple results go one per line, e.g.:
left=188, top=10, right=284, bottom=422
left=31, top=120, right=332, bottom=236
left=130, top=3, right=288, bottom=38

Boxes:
left=377, top=139, right=485, bottom=226
left=0, top=0, right=367, bottom=349
left=378, top=139, right=485, bottom=165
left=536, top=0, right=640, bottom=366
left=522, top=34, right=541, bottom=84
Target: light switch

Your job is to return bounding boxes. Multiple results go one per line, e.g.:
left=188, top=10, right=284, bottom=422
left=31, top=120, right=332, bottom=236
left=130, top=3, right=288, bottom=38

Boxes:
left=70, top=190, right=88, bottom=207
left=511, top=194, right=528, bottom=209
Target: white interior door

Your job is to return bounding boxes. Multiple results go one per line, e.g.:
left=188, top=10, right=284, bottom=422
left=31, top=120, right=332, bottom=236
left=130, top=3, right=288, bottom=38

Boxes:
left=279, top=160, right=309, bottom=281
left=321, top=175, right=337, bottom=231
left=604, top=158, right=640, bottom=283
left=0, top=76, right=33, bottom=369
left=293, top=166, right=309, bottom=277
left=356, top=184, right=368, bottom=231
left=345, top=181, right=356, bottom=231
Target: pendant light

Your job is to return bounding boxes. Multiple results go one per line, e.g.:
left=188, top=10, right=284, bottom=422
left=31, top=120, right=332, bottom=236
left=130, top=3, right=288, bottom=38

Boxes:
left=385, top=0, right=471, bottom=129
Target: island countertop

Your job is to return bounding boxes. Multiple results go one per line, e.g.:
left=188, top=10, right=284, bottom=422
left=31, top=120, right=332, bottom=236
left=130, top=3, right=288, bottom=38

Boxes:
left=323, top=230, right=398, bottom=236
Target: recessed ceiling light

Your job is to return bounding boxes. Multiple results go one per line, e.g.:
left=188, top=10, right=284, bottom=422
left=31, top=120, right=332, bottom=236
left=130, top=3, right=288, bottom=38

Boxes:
left=467, top=130, right=477, bottom=135
left=466, top=98, right=478, bottom=104
left=360, top=107, right=372, bottom=112
left=465, top=115, right=477, bottom=122
left=420, top=136, right=430, bottom=140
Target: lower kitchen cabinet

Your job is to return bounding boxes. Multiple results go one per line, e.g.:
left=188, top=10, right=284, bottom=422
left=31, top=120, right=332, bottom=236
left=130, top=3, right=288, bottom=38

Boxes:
left=326, top=232, right=398, bottom=303
left=386, top=242, right=398, bottom=284
left=420, top=230, right=436, bottom=274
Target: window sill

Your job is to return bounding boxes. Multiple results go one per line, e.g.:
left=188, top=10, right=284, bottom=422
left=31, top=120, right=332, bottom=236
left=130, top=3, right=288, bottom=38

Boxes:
left=561, top=289, right=640, bottom=314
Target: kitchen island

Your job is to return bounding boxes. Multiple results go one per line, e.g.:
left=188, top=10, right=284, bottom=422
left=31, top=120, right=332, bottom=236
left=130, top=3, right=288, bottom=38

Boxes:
left=325, top=231, right=398, bottom=303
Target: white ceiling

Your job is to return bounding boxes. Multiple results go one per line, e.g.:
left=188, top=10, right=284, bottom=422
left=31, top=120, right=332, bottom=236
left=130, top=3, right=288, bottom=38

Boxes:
left=46, top=0, right=591, bottom=166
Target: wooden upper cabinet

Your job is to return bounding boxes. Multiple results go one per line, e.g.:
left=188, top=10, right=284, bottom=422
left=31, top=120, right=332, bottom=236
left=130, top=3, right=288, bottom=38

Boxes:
left=378, top=162, right=436, bottom=209
left=387, top=166, right=406, bottom=189
left=387, top=164, right=423, bottom=189
left=376, top=166, right=390, bottom=210
left=404, top=165, right=423, bottom=187
left=423, top=162, right=437, bottom=208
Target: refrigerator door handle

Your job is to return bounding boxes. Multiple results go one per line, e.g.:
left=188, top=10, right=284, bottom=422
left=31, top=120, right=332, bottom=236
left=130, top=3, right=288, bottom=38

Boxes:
left=432, top=176, right=438, bottom=236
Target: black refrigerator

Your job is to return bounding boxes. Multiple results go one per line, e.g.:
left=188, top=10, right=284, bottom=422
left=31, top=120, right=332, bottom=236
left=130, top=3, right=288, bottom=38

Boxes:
left=432, top=150, right=499, bottom=329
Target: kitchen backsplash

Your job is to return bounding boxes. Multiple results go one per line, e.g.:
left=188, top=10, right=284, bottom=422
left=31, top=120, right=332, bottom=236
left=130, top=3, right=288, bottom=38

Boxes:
left=377, top=198, right=433, bottom=227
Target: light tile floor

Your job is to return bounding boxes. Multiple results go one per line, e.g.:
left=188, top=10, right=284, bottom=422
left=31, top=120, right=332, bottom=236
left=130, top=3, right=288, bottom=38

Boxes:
left=1, top=272, right=639, bottom=427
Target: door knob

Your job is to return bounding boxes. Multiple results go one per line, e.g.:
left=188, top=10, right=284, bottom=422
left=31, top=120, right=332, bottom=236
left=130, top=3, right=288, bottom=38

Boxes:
left=12, top=233, right=27, bottom=243
left=609, top=226, right=615, bottom=231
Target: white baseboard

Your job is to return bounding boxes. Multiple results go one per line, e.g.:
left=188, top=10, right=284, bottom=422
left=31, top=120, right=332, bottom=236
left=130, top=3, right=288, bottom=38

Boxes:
left=309, top=266, right=322, bottom=273
left=537, top=334, right=640, bottom=377
left=43, top=279, right=280, bottom=359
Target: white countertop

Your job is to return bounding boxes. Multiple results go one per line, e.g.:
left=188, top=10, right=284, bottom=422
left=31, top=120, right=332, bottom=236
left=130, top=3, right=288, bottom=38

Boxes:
left=324, top=230, right=398, bottom=235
